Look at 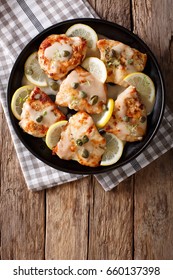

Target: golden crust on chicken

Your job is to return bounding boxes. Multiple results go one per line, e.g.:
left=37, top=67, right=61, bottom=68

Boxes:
left=38, top=34, right=87, bottom=80
left=104, top=86, right=147, bottom=142
left=53, top=111, right=106, bottom=167
left=55, top=66, right=107, bottom=114
left=97, top=39, right=147, bottom=86
left=19, top=87, right=66, bottom=137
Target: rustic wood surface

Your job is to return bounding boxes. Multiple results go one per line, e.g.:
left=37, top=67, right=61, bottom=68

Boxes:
left=0, top=0, right=173, bottom=260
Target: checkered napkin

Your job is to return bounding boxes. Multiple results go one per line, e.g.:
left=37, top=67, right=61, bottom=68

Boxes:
left=0, top=0, right=173, bottom=191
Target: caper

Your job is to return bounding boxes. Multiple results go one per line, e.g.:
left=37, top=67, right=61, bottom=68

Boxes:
left=140, top=116, right=146, bottom=123
left=71, top=82, right=79, bottom=89
left=36, top=115, right=43, bottom=123
left=25, top=67, right=33, bottom=75
left=50, top=82, right=59, bottom=91
left=82, top=149, right=89, bottom=158
left=63, top=50, right=70, bottom=57
left=79, top=90, right=87, bottom=98
left=123, top=115, right=130, bottom=122
left=82, top=135, right=89, bottom=144
left=89, top=95, right=98, bottom=105
left=76, top=139, right=83, bottom=146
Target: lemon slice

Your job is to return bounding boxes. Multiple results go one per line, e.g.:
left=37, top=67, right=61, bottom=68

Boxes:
left=100, top=133, right=124, bottom=166
left=45, top=120, right=68, bottom=150
left=91, top=98, right=114, bottom=129
left=11, top=85, right=34, bottom=120
left=66, top=23, right=98, bottom=56
left=24, top=52, right=48, bottom=87
left=123, top=72, right=155, bottom=115
left=21, top=75, right=61, bottom=95
left=81, top=57, right=107, bottom=83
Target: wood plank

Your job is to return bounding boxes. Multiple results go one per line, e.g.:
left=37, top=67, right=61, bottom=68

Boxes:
left=132, top=0, right=173, bottom=110
left=0, top=110, right=45, bottom=259
left=87, top=0, right=134, bottom=260
left=45, top=177, right=91, bottom=260
left=134, top=153, right=173, bottom=259
left=132, top=0, right=173, bottom=259
left=88, top=0, right=131, bottom=29
left=88, top=177, right=134, bottom=260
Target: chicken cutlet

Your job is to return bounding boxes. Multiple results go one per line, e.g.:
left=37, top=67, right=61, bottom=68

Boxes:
left=55, top=66, right=107, bottom=114
left=97, top=39, right=147, bottom=86
left=38, top=34, right=87, bottom=80
left=53, top=111, right=106, bottom=167
left=104, top=86, right=147, bottom=142
left=19, top=87, right=66, bottom=137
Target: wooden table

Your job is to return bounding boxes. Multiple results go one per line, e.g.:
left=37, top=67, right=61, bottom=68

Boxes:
left=0, top=0, right=173, bottom=260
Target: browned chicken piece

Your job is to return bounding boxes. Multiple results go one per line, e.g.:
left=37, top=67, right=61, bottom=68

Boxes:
left=53, top=111, right=106, bottom=167
left=97, top=39, right=147, bottom=86
left=55, top=66, right=107, bottom=114
left=104, top=86, right=147, bottom=142
left=38, top=34, right=87, bottom=80
left=19, top=87, right=66, bottom=137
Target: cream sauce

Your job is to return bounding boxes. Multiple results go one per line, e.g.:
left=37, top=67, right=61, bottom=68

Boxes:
left=115, top=86, right=136, bottom=118
left=56, top=112, right=106, bottom=166
left=45, top=42, right=72, bottom=62
left=22, top=102, right=58, bottom=127
left=63, top=69, right=107, bottom=102
left=107, top=84, right=124, bottom=99
left=112, top=42, right=135, bottom=71
left=112, top=42, right=134, bottom=58
left=72, top=37, right=83, bottom=46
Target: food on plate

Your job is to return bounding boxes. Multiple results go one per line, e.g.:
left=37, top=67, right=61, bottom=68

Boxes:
left=38, top=34, right=87, bottom=80
left=91, top=98, right=114, bottom=129
left=123, top=72, right=155, bottom=115
left=97, top=39, right=147, bottom=86
left=55, top=66, right=107, bottom=114
left=65, top=23, right=98, bottom=56
left=22, top=74, right=62, bottom=96
left=104, top=86, right=147, bottom=142
left=11, top=23, right=156, bottom=167
left=24, top=52, right=48, bottom=87
left=19, top=87, right=66, bottom=137
left=81, top=57, right=107, bottom=83
left=45, top=120, right=68, bottom=150
left=53, top=111, right=106, bottom=167
left=11, top=85, right=34, bottom=120
left=100, top=132, right=124, bottom=166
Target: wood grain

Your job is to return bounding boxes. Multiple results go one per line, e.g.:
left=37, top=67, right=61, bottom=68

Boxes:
left=132, top=0, right=173, bottom=259
left=88, top=177, right=134, bottom=260
left=88, top=0, right=131, bottom=29
left=132, top=0, right=173, bottom=108
left=45, top=177, right=91, bottom=260
left=0, top=107, right=45, bottom=259
left=134, top=153, right=173, bottom=259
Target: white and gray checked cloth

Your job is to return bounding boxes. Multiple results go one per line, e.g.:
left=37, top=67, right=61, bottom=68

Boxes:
left=0, top=0, right=173, bottom=191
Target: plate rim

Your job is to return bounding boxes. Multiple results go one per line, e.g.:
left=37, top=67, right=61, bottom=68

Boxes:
left=7, top=18, right=165, bottom=174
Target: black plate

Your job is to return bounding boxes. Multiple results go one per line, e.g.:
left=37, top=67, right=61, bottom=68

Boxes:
left=7, top=18, right=165, bottom=174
